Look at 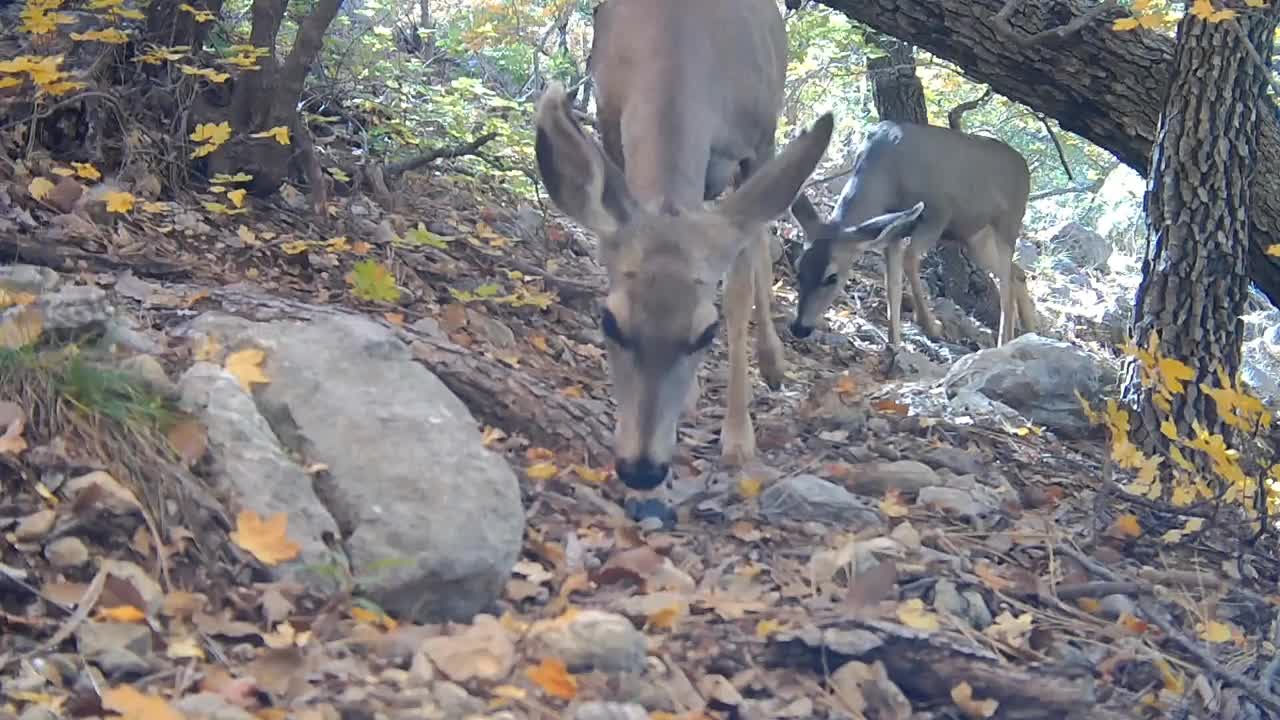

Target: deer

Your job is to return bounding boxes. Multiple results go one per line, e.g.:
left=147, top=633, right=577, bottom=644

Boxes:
left=533, top=0, right=834, bottom=491
left=786, top=120, right=1038, bottom=349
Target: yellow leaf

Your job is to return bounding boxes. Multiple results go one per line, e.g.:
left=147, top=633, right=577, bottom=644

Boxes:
left=1160, top=419, right=1178, bottom=440
left=103, top=191, right=135, bottom=213
left=1154, top=656, right=1184, bottom=694
left=1198, top=620, right=1233, bottom=643
left=896, top=598, right=940, bottom=631
left=1107, top=513, right=1142, bottom=539
left=97, top=605, right=146, bottom=622
left=951, top=681, right=1000, bottom=719
left=530, top=334, right=551, bottom=353
left=1247, top=0, right=1266, bottom=6
left=1157, top=356, right=1195, bottom=394
left=102, top=685, right=183, bottom=720
left=755, top=618, right=782, bottom=638
left=224, top=348, right=270, bottom=392
left=165, top=634, right=206, bottom=659
left=880, top=489, right=911, bottom=518
left=0, top=306, right=44, bottom=350
left=325, top=236, right=350, bottom=252
left=70, top=27, right=129, bottom=43
left=51, top=167, right=75, bottom=177
left=570, top=464, right=608, bottom=484
left=1112, top=16, right=1140, bottom=30
left=526, top=658, right=577, bottom=701
left=526, top=462, right=559, bottom=482
left=230, top=509, right=302, bottom=565
left=251, top=125, right=291, bottom=145
left=1138, top=12, right=1166, bottom=28
left=28, top=176, right=54, bottom=200
left=280, top=240, right=310, bottom=255
left=1189, top=0, right=1215, bottom=19
left=71, top=161, right=101, bottom=181
left=646, top=605, right=683, bottom=630
left=351, top=606, right=398, bottom=630
left=226, top=188, right=246, bottom=208
left=1208, top=7, right=1237, bottom=21
left=737, top=476, right=763, bottom=498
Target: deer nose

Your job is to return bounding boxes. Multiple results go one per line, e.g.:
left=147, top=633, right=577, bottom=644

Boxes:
left=615, top=458, right=670, bottom=491
left=790, top=320, right=814, bottom=338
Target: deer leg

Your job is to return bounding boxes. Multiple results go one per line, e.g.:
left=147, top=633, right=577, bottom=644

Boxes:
left=684, top=371, right=701, bottom=420
left=721, top=247, right=756, bottom=466
left=1012, top=266, right=1039, bottom=336
left=967, top=226, right=1017, bottom=346
left=885, top=239, right=907, bottom=347
left=752, top=230, right=788, bottom=390
left=904, top=249, right=943, bottom=340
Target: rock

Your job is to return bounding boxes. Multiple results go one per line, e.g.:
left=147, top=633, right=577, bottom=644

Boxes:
left=116, top=355, right=177, bottom=397
left=44, top=536, right=89, bottom=568
left=962, top=590, right=993, bottom=629
left=932, top=579, right=968, bottom=618
left=178, top=362, right=346, bottom=593
left=1100, top=292, right=1133, bottom=345
left=75, top=622, right=153, bottom=677
left=530, top=610, right=647, bottom=674
left=173, top=692, right=258, bottom=720
left=13, top=509, right=56, bottom=542
left=1098, top=594, right=1137, bottom=621
left=843, top=461, right=939, bottom=497
left=63, top=471, right=141, bottom=515
left=760, top=475, right=882, bottom=528
left=931, top=298, right=995, bottom=349
left=917, top=486, right=999, bottom=520
left=102, top=317, right=166, bottom=355
left=1014, top=238, right=1039, bottom=270
left=941, top=334, right=1115, bottom=437
left=19, top=707, right=60, bottom=720
left=431, top=681, right=486, bottom=717
left=465, top=309, right=516, bottom=347
left=574, top=703, right=649, bottom=720
left=920, top=447, right=984, bottom=476
left=1040, top=221, right=1111, bottom=269
left=0, top=265, right=60, bottom=294
left=35, top=285, right=112, bottom=331
left=101, top=560, right=165, bottom=610
left=1243, top=308, right=1280, bottom=342
left=187, top=310, right=523, bottom=622
left=1242, top=336, right=1280, bottom=409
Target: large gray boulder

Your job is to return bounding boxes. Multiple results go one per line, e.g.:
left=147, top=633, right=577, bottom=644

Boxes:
left=182, top=311, right=523, bottom=622
left=1039, top=221, right=1112, bottom=270
left=941, top=334, right=1115, bottom=437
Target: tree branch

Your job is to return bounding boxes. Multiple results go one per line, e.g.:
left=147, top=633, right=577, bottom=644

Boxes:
left=384, top=132, right=497, bottom=178
left=991, top=0, right=1123, bottom=47
left=1028, top=163, right=1117, bottom=202
left=1039, top=114, right=1075, bottom=181
left=947, top=88, right=993, bottom=130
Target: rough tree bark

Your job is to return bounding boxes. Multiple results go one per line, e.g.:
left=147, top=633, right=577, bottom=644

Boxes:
left=812, top=0, right=1280, bottom=307
left=867, top=41, right=1004, bottom=331
left=204, top=0, right=345, bottom=196
left=1123, top=3, right=1280, bottom=454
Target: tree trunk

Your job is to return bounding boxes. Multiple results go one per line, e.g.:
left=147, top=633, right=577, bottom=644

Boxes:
left=868, top=42, right=1003, bottom=333
left=812, top=0, right=1280, bottom=308
left=1123, top=3, right=1279, bottom=456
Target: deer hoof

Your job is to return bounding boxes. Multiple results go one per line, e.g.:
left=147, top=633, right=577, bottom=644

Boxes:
left=720, top=426, right=756, bottom=467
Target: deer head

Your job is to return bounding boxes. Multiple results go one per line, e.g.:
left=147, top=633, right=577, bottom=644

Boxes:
left=788, top=200, right=925, bottom=338
left=535, top=83, right=833, bottom=490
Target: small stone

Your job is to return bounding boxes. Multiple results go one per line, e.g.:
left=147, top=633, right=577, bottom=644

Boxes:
left=14, top=509, right=56, bottom=542
left=917, top=486, right=997, bottom=519
left=173, top=692, right=257, bottom=720
left=101, top=559, right=164, bottom=609
left=0, top=265, right=60, bottom=294
left=63, top=471, right=141, bottom=515
left=1098, top=594, right=1137, bottom=621
left=117, top=355, right=177, bottom=397
left=530, top=609, right=646, bottom=674
left=44, top=536, right=89, bottom=568
left=75, top=622, right=153, bottom=677
left=962, top=590, right=994, bottom=629
left=866, top=417, right=892, bottom=436
left=573, top=702, right=648, bottom=720
left=932, top=579, right=968, bottom=619
left=431, top=680, right=484, bottom=717
left=760, top=474, right=881, bottom=528
left=844, top=461, right=940, bottom=497
left=19, top=707, right=60, bottom=720
left=920, top=446, right=985, bottom=475
left=465, top=309, right=516, bottom=347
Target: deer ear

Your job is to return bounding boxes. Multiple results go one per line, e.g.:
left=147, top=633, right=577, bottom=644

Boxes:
left=839, top=202, right=925, bottom=249
left=789, top=192, right=825, bottom=246
left=718, top=113, right=835, bottom=232
left=535, top=82, right=636, bottom=238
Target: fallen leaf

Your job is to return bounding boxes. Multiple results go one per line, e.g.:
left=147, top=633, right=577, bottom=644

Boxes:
left=526, top=657, right=578, bottom=701
left=0, top=305, right=44, bottom=349
left=230, top=509, right=301, bottom=565
left=951, top=681, right=999, bottom=719
left=102, top=685, right=183, bottom=720
left=880, top=489, right=910, bottom=518
left=422, top=615, right=516, bottom=682
left=0, top=416, right=28, bottom=456
left=737, top=476, right=763, bottom=498
left=224, top=348, right=270, bottom=392
left=1106, top=513, right=1143, bottom=540
left=526, top=462, right=559, bottom=482
left=166, top=418, right=208, bottom=467
left=96, top=605, right=147, bottom=623
left=895, top=598, right=940, bottom=631
left=1198, top=620, right=1233, bottom=644
left=871, top=398, right=909, bottom=415
left=28, top=177, right=55, bottom=200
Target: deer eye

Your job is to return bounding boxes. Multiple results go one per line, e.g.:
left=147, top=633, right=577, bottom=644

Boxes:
left=601, top=308, right=628, bottom=348
left=689, top=321, right=719, bottom=353
left=822, top=273, right=839, bottom=286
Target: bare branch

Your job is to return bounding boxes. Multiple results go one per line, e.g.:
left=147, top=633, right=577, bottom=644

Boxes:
left=947, top=88, right=993, bottom=130
left=1039, top=114, right=1074, bottom=181
left=991, top=0, right=1122, bottom=47
left=1029, top=163, right=1118, bottom=202
left=384, top=132, right=498, bottom=178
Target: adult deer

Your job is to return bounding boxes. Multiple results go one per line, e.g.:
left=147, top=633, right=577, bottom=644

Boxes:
left=534, top=0, right=834, bottom=491
left=788, top=120, right=1037, bottom=348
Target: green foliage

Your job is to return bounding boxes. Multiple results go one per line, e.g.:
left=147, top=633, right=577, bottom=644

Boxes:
left=346, top=260, right=402, bottom=304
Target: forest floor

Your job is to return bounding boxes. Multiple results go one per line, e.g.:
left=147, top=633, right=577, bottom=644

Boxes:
left=1, top=154, right=1279, bottom=720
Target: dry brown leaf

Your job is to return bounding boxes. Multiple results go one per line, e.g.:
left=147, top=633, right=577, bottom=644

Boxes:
left=1106, top=513, right=1143, bottom=540
left=950, top=681, right=999, bottom=719
left=230, top=509, right=301, bottom=566
left=594, top=546, right=666, bottom=586
left=224, top=348, right=270, bottom=392
left=102, top=685, right=183, bottom=720
left=165, top=418, right=208, bottom=467
left=96, top=605, right=147, bottom=623
left=421, top=614, right=515, bottom=682
left=895, top=598, right=940, bottom=631
left=871, top=398, right=909, bottom=415
left=160, top=591, right=207, bottom=618
left=0, top=305, right=44, bottom=349
left=526, top=657, right=578, bottom=701
left=973, top=561, right=1014, bottom=593
left=0, top=415, right=28, bottom=456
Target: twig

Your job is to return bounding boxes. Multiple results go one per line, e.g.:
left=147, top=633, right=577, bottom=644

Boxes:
left=0, top=565, right=108, bottom=671
left=1227, top=17, right=1280, bottom=101
left=948, top=88, right=994, bottom=130
left=991, top=0, right=1122, bottom=47
left=384, top=131, right=498, bottom=178
left=1039, top=114, right=1074, bottom=182
left=1138, top=595, right=1280, bottom=716
left=1053, top=580, right=1148, bottom=601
